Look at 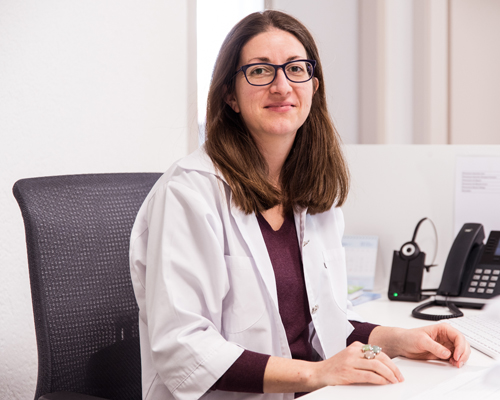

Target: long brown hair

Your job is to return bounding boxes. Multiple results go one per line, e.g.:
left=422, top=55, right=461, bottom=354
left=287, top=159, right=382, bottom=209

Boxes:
left=204, top=10, right=349, bottom=215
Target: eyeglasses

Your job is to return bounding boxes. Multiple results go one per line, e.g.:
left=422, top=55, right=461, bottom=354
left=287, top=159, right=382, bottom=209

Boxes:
left=234, top=59, right=316, bottom=86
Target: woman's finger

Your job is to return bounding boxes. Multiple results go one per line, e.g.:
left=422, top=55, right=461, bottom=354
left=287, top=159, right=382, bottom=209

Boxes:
left=378, top=352, right=405, bottom=382
left=453, top=339, right=471, bottom=367
left=419, top=333, right=452, bottom=360
left=445, top=325, right=469, bottom=363
left=354, top=369, right=392, bottom=385
left=356, top=352, right=403, bottom=384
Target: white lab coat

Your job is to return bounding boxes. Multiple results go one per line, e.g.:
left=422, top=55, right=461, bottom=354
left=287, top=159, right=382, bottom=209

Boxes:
left=130, top=147, right=361, bottom=400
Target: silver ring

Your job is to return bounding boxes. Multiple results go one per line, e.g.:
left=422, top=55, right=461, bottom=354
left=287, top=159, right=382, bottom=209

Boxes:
left=362, top=344, right=382, bottom=359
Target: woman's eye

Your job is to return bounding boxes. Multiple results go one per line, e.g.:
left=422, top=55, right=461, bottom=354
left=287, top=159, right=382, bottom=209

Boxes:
left=248, top=65, right=273, bottom=76
left=287, top=64, right=305, bottom=74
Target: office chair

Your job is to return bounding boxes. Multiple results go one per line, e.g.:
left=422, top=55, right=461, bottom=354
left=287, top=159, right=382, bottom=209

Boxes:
left=13, top=173, right=161, bottom=400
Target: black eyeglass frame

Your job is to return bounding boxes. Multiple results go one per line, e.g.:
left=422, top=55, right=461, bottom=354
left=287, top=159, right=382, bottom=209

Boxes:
left=233, top=59, right=317, bottom=86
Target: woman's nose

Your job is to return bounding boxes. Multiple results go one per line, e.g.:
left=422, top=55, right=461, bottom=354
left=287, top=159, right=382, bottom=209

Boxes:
left=270, top=68, right=292, bottom=95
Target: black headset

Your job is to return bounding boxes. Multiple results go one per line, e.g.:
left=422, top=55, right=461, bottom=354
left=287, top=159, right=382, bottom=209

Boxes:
left=401, top=217, right=437, bottom=269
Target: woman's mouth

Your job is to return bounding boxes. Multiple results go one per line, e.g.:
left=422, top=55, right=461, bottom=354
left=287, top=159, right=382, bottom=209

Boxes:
left=265, top=103, right=295, bottom=112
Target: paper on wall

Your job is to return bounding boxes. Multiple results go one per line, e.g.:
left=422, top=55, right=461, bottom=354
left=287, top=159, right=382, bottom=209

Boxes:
left=455, top=157, right=500, bottom=236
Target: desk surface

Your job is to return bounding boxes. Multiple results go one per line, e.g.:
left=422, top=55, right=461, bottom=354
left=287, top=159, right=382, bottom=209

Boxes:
left=302, top=295, right=498, bottom=399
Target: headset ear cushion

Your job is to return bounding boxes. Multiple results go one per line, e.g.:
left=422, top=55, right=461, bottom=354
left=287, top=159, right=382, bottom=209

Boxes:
left=400, top=241, right=420, bottom=260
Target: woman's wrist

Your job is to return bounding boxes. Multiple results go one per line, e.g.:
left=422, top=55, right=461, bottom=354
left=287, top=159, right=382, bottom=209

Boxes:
left=368, top=326, right=406, bottom=358
left=304, top=359, right=325, bottom=392
left=263, top=356, right=323, bottom=393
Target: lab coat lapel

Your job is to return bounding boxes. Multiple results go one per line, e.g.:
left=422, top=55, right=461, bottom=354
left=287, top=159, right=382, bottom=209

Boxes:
left=229, top=204, right=279, bottom=311
left=294, top=207, right=307, bottom=252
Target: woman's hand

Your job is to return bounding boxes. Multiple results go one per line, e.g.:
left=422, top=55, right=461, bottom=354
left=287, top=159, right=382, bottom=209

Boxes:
left=263, top=323, right=470, bottom=393
left=263, top=342, right=404, bottom=393
left=368, top=323, right=471, bottom=368
left=312, top=341, right=404, bottom=387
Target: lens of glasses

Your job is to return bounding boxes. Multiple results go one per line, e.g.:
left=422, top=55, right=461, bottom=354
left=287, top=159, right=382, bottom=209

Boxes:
left=245, top=61, right=314, bottom=85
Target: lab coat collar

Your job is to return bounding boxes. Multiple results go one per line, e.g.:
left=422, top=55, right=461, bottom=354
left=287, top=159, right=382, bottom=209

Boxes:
left=294, top=207, right=307, bottom=255
left=177, top=145, right=228, bottom=184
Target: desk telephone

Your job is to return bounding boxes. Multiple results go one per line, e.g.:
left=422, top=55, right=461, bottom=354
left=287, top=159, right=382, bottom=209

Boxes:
left=389, top=221, right=500, bottom=320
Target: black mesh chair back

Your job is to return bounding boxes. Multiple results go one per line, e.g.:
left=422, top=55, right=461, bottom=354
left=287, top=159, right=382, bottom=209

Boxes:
left=13, top=173, right=161, bottom=400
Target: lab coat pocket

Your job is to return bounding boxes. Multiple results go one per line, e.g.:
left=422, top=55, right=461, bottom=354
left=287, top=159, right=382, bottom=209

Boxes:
left=222, top=255, right=267, bottom=334
left=323, top=248, right=348, bottom=315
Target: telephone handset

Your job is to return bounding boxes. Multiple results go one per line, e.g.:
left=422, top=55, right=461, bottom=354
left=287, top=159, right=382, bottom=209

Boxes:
left=412, top=223, right=500, bottom=320
left=437, top=223, right=485, bottom=297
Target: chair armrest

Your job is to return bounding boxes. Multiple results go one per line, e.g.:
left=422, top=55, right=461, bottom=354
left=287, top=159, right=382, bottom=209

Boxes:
left=39, top=392, right=109, bottom=400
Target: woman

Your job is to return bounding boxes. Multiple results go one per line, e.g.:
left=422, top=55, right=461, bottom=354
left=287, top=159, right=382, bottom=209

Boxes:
left=130, top=10, right=470, bottom=400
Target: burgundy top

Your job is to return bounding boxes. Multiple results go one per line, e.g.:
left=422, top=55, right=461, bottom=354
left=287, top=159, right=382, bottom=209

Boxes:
left=213, top=212, right=377, bottom=394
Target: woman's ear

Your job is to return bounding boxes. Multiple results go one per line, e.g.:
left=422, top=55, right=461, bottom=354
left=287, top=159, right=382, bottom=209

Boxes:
left=313, top=77, right=319, bottom=95
left=224, top=85, right=240, bottom=113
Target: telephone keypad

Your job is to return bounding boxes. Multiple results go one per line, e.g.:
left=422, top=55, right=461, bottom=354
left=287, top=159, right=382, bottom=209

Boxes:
left=467, top=267, right=500, bottom=297
left=460, top=231, right=500, bottom=298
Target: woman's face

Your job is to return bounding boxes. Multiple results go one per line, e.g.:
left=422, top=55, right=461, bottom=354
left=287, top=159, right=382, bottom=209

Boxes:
left=227, top=29, right=318, bottom=148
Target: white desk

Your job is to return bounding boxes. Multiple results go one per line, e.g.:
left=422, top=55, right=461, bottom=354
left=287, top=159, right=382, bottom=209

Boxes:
left=303, top=296, right=498, bottom=399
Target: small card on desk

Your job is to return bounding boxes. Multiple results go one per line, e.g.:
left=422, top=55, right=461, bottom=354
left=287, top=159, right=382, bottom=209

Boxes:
left=343, top=235, right=380, bottom=305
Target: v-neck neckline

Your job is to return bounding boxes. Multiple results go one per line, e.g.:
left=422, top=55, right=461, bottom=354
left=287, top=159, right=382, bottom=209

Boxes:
left=257, top=211, right=291, bottom=233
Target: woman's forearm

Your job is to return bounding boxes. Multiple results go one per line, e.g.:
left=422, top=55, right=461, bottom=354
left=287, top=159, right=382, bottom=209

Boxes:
left=263, top=342, right=403, bottom=393
left=262, top=356, right=320, bottom=393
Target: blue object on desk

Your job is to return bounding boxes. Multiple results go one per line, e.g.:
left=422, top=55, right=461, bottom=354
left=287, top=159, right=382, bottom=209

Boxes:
left=351, top=292, right=381, bottom=306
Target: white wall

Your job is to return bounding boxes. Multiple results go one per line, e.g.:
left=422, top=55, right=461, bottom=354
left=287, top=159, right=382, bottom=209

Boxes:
left=0, top=1, right=196, bottom=398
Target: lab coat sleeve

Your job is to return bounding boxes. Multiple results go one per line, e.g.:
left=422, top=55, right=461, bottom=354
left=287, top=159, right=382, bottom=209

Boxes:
left=142, top=170, right=244, bottom=399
